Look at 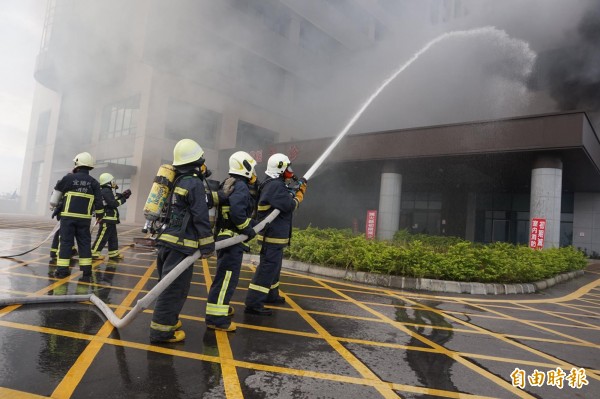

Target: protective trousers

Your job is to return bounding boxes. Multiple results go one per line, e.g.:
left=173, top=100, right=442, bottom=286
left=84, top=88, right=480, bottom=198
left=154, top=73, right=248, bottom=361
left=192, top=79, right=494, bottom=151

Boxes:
left=245, top=244, right=284, bottom=309
left=57, top=218, right=92, bottom=269
left=51, top=230, right=60, bottom=257
left=92, top=222, right=119, bottom=257
left=205, top=244, right=243, bottom=327
left=150, top=245, right=193, bottom=342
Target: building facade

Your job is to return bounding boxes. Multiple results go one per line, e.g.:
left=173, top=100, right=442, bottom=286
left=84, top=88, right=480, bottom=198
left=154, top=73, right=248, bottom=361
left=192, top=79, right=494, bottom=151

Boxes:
left=20, top=0, right=600, bottom=254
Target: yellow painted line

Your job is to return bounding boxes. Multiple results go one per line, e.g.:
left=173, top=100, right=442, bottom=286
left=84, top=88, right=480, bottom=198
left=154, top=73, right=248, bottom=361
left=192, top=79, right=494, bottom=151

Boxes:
left=514, top=302, right=600, bottom=330
left=282, top=268, right=600, bottom=304
left=289, top=298, right=409, bottom=398
left=554, top=302, right=600, bottom=318
left=576, top=298, right=600, bottom=307
left=0, top=387, right=49, bottom=399
left=310, top=281, right=534, bottom=399
left=50, top=260, right=157, bottom=399
left=201, top=258, right=244, bottom=399
left=260, top=288, right=399, bottom=397
left=0, top=309, right=570, bottom=399
left=0, top=255, right=52, bottom=271
left=450, top=299, right=600, bottom=382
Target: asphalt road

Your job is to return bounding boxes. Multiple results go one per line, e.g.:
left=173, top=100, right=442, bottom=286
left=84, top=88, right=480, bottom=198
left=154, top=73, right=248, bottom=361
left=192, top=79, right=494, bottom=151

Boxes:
left=1, top=215, right=598, bottom=398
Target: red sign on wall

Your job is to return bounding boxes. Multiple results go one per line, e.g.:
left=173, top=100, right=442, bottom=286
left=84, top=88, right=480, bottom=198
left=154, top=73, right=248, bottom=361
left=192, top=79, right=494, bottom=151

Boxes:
left=366, top=210, right=377, bottom=240
left=529, top=218, right=546, bottom=249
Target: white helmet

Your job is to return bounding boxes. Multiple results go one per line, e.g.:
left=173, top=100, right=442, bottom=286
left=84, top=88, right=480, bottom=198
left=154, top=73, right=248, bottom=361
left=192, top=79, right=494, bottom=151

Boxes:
left=99, top=173, right=115, bottom=186
left=73, top=152, right=95, bottom=168
left=266, top=153, right=290, bottom=178
left=229, top=151, right=256, bottom=179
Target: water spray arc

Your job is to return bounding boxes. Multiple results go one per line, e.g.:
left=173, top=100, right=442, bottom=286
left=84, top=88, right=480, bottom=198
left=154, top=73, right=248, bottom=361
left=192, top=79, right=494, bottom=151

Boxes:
left=0, top=27, right=536, bottom=328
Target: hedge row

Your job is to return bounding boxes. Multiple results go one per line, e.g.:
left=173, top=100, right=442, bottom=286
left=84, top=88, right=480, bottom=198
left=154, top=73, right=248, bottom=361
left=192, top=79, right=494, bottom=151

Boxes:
left=250, top=227, right=587, bottom=284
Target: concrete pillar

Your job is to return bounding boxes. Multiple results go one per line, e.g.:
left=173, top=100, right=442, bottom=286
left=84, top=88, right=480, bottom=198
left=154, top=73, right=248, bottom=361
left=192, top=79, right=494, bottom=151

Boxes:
left=377, top=167, right=402, bottom=240
left=529, top=156, right=562, bottom=248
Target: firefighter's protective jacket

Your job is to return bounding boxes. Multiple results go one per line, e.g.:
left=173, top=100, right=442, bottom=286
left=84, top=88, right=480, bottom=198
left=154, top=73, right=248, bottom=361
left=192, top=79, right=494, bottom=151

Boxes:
left=256, top=177, right=298, bottom=247
left=54, top=170, right=104, bottom=220
left=216, top=177, right=256, bottom=246
left=157, top=172, right=215, bottom=256
left=100, top=185, right=125, bottom=224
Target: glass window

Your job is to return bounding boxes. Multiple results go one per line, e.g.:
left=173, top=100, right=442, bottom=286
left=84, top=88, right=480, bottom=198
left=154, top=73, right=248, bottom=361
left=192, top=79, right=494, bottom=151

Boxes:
left=236, top=120, right=277, bottom=149
left=165, top=99, right=220, bottom=149
left=100, top=95, right=140, bottom=139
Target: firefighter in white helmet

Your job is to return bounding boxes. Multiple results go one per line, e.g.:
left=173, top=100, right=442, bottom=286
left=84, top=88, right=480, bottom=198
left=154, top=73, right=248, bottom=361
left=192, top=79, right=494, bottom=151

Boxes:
left=91, top=173, right=131, bottom=260
left=244, top=153, right=307, bottom=315
left=205, top=151, right=258, bottom=332
left=51, top=152, right=104, bottom=278
left=150, top=139, right=215, bottom=344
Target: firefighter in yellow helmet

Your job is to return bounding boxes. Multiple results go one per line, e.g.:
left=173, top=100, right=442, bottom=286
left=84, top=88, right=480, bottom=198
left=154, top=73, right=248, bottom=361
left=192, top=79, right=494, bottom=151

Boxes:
left=51, top=152, right=104, bottom=278
left=149, top=139, right=215, bottom=344
left=91, top=173, right=131, bottom=260
left=205, top=151, right=258, bottom=332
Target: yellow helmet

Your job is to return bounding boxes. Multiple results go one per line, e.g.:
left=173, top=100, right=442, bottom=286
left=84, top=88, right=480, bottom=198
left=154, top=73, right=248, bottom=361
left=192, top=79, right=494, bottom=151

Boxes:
left=73, top=152, right=95, bottom=168
left=228, top=151, right=256, bottom=179
left=99, top=173, right=115, bottom=186
left=173, top=139, right=204, bottom=166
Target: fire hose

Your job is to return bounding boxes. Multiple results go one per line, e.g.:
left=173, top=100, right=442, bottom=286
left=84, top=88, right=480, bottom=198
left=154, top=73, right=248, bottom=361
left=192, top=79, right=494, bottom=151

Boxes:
left=0, top=208, right=281, bottom=328
left=0, top=220, right=99, bottom=259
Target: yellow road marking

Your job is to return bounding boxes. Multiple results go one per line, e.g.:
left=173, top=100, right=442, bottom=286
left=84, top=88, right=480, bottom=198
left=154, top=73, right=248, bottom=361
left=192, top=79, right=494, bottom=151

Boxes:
left=0, top=387, right=49, bottom=399
left=311, top=280, right=534, bottom=398
left=450, top=299, right=600, bottom=382
left=282, top=268, right=600, bottom=304
left=514, top=302, right=600, bottom=330
left=245, top=270, right=401, bottom=398
left=51, top=260, right=157, bottom=399
left=555, top=302, right=600, bottom=318
left=201, top=258, right=244, bottom=399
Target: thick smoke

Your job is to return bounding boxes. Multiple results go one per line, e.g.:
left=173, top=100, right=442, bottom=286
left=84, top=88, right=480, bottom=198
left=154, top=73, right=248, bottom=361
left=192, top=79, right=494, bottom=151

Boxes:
left=529, top=0, right=600, bottom=111
left=15, top=0, right=600, bottom=219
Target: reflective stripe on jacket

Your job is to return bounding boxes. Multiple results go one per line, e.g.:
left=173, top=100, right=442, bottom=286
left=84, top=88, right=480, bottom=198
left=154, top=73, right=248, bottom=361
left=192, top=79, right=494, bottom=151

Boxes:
left=100, top=185, right=125, bottom=224
left=256, top=177, right=296, bottom=246
left=55, top=170, right=104, bottom=219
left=157, top=172, right=215, bottom=255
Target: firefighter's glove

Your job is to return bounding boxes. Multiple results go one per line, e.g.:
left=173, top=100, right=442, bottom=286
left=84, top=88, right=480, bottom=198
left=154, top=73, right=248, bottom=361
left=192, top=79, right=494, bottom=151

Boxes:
left=294, top=189, right=304, bottom=204
left=122, top=189, right=132, bottom=199
left=200, top=244, right=215, bottom=259
left=298, top=178, right=307, bottom=194
left=242, top=227, right=257, bottom=242
left=222, top=177, right=236, bottom=197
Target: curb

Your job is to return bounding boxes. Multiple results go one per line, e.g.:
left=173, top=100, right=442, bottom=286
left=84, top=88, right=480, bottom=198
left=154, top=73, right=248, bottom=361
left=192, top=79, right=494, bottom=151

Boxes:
left=242, top=254, right=585, bottom=295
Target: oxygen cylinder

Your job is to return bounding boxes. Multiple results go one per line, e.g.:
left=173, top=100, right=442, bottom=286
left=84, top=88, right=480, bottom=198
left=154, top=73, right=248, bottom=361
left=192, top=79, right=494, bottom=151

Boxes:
left=142, top=164, right=176, bottom=233
left=49, top=189, right=63, bottom=209
left=205, top=179, right=220, bottom=231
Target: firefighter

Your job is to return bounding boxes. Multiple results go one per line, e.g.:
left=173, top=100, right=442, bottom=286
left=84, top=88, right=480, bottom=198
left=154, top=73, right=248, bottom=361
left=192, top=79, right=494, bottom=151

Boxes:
left=149, top=138, right=215, bottom=344
left=51, top=152, right=104, bottom=278
left=91, top=173, right=131, bottom=260
left=244, top=153, right=307, bottom=315
left=205, top=151, right=258, bottom=332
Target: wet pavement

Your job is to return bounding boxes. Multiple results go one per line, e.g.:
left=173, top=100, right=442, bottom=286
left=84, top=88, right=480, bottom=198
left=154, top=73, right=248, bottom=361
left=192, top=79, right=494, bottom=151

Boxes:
left=0, top=215, right=599, bottom=398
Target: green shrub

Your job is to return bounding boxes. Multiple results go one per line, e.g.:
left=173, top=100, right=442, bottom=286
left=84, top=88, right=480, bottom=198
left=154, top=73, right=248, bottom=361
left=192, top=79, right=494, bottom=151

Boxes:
left=248, top=227, right=588, bottom=284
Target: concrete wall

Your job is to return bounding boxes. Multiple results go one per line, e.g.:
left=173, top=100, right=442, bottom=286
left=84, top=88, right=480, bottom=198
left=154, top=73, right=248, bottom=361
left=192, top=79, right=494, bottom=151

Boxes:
left=572, top=192, right=600, bottom=256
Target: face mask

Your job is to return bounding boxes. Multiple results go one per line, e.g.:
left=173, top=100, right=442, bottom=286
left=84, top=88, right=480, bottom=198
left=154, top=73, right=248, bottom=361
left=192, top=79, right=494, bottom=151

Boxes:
left=249, top=173, right=257, bottom=184
left=283, top=167, right=294, bottom=180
